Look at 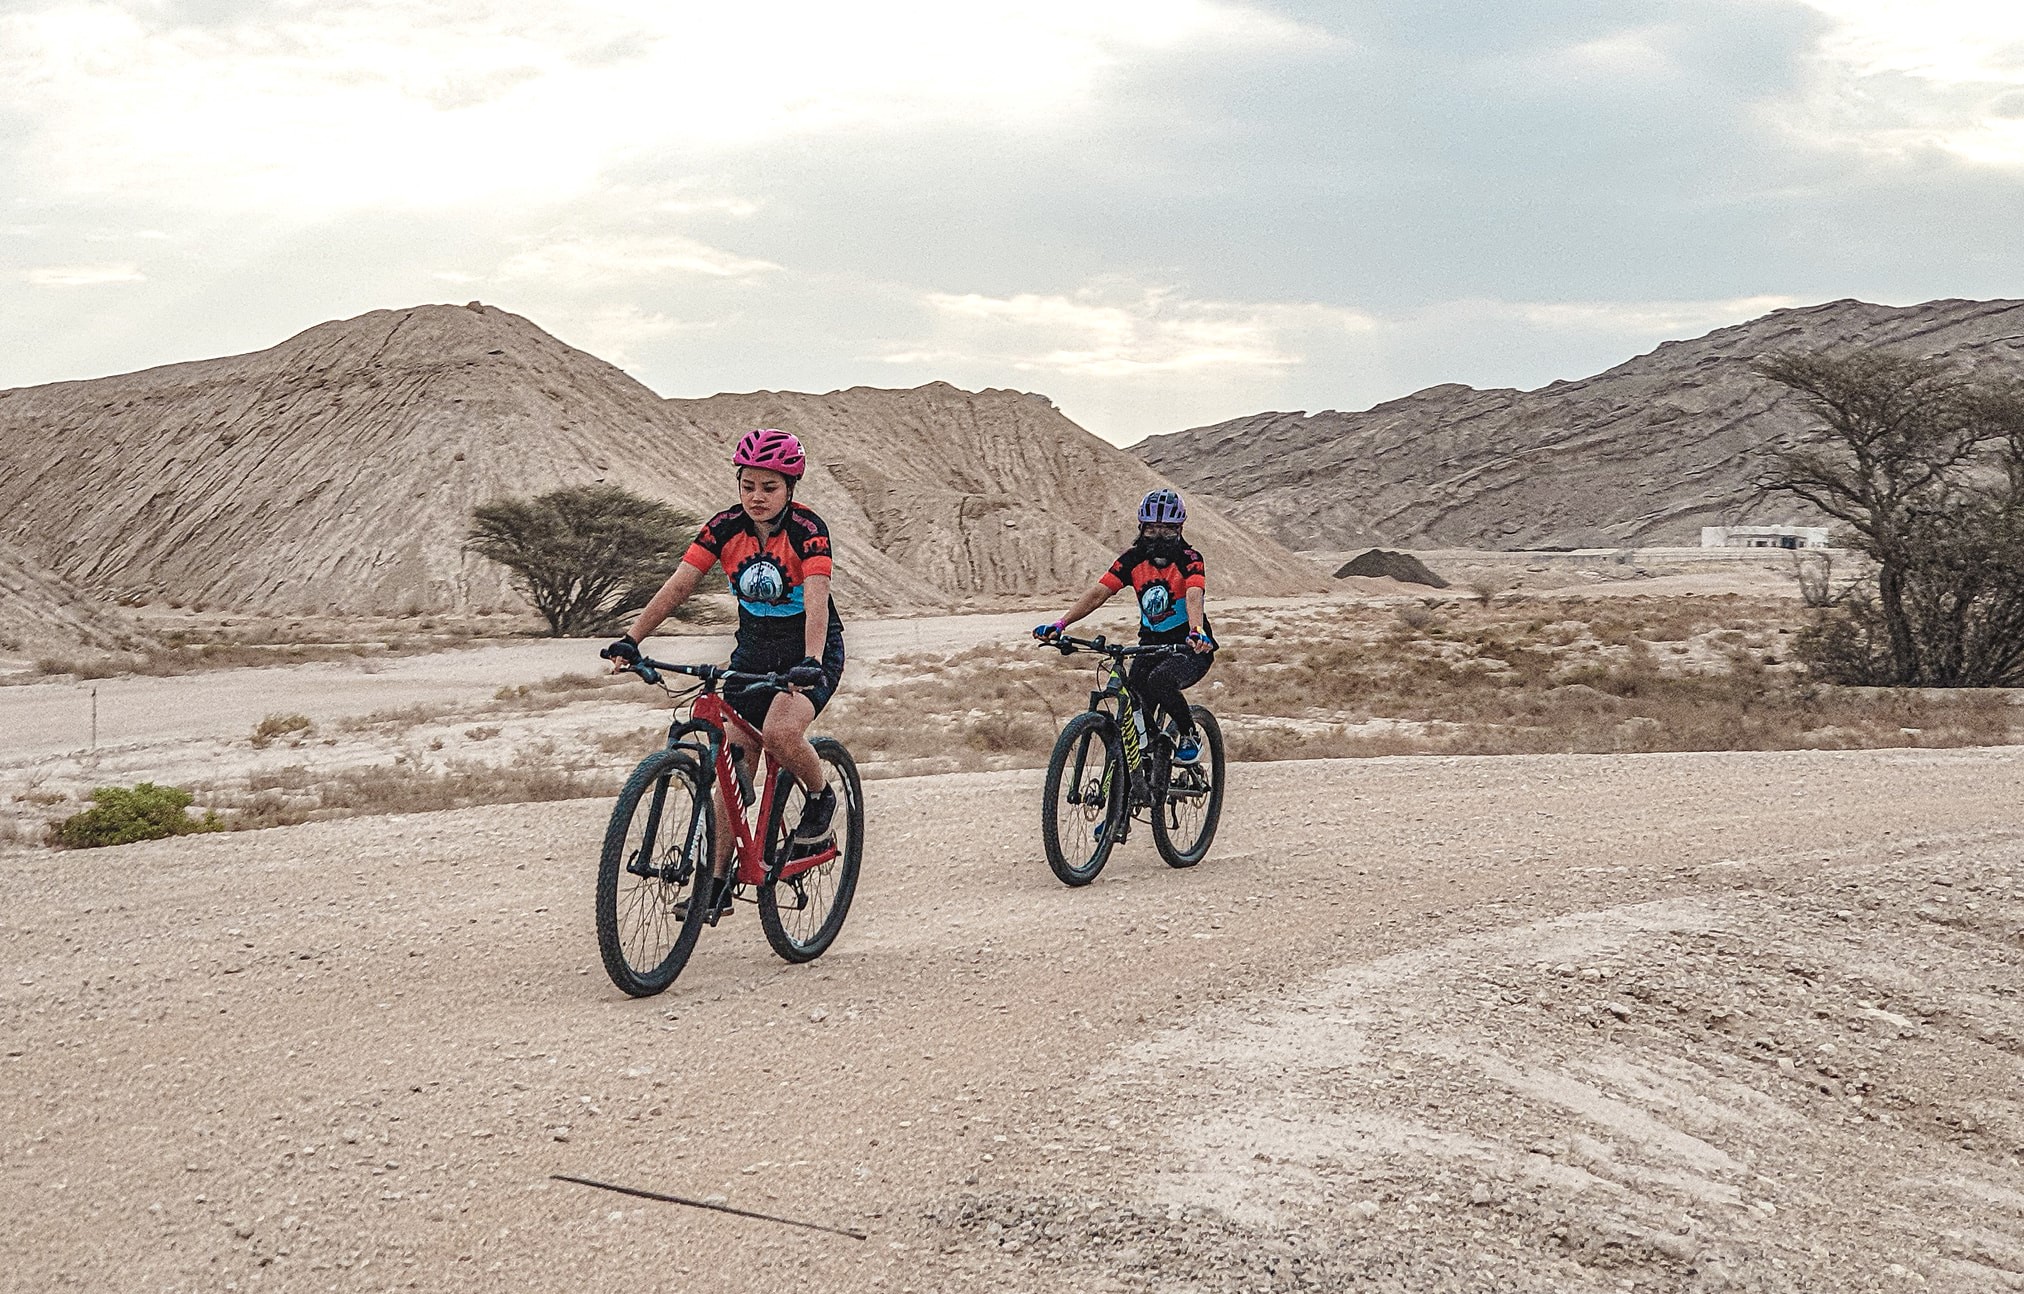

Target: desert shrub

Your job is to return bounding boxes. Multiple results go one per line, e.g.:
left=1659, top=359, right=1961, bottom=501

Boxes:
left=1791, top=606, right=1894, bottom=684
left=1467, top=574, right=1510, bottom=607
left=250, top=712, right=313, bottom=747
left=964, top=712, right=1049, bottom=754
left=1394, top=603, right=1439, bottom=633
left=221, top=753, right=617, bottom=831
left=467, top=484, right=711, bottom=637
left=1756, top=348, right=2024, bottom=686
left=52, top=783, right=223, bottom=848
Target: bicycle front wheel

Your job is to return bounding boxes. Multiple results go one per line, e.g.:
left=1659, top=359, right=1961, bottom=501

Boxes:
left=758, top=738, right=865, bottom=963
left=595, top=749, right=715, bottom=997
left=1152, top=706, right=1225, bottom=868
left=1041, top=710, right=1124, bottom=887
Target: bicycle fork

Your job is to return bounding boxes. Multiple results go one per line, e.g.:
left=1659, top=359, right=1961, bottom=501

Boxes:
left=628, top=772, right=708, bottom=886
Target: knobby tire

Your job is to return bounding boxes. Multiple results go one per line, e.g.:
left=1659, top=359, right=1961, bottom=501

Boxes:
left=595, top=749, right=715, bottom=997
left=1152, top=706, right=1225, bottom=868
left=1041, top=710, right=1124, bottom=887
left=757, top=737, right=865, bottom=963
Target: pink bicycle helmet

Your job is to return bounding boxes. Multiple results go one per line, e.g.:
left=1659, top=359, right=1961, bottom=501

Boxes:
left=732, top=428, right=806, bottom=479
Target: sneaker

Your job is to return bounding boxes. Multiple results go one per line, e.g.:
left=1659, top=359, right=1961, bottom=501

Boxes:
left=791, top=784, right=837, bottom=846
left=1172, top=734, right=1202, bottom=765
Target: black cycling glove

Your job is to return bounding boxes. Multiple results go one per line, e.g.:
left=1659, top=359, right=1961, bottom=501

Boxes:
left=789, top=656, right=827, bottom=689
left=600, top=636, right=641, bottom=665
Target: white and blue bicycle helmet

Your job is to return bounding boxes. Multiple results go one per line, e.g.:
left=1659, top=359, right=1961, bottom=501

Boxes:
left=1138, top=488, right=1186, bottom=526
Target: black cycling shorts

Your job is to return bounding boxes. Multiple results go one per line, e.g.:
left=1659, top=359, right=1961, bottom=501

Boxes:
left=724, top=634, right=846, bottom=738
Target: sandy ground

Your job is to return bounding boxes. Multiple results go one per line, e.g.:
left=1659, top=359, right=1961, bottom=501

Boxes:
left=8, top=589, right=2023, bottom=1292
left=0, top=612, right=1077, bottom=766
left=6, top=744, right=2023, bottom=1293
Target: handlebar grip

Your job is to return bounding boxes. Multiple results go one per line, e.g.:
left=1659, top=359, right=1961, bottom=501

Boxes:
left=631, top=661, right=663, bottom=686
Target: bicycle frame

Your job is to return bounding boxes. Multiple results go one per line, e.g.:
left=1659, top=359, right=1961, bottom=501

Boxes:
left=654, top=677, right=838, bottom=889
left=1090, top=657, right=1155, bottom=801
left=1049, top=634, right=1191, bottom=814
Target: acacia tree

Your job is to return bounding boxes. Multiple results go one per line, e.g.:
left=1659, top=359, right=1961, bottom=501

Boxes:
left=467, top=484, right=701, bottom=637
left=1755, top=349, right=2024, bottom=686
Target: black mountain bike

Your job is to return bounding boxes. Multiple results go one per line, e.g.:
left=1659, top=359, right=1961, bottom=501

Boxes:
left=1036, top=634, right=1226, bottom=886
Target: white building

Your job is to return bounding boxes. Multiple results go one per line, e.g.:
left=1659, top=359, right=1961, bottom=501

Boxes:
left=1700, top=524, right=1831, bottom=550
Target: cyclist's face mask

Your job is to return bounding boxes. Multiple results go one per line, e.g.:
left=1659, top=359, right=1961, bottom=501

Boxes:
left=1139, top=524, right=1186, bottom=561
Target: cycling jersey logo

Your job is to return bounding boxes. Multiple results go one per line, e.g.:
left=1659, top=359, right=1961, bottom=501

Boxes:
left=1139, top=584, right=1172, bottom=623
left=734, top=555, right=788, bottom=604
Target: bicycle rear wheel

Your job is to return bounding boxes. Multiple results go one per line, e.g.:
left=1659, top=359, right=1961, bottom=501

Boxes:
left=1152, top=706, right=1224, bottom=869
left=1041, top=710, right=1124, bottom=886
left=758, top=738, right=864, bottom=963
left=595, top=750, right=715, bottom=997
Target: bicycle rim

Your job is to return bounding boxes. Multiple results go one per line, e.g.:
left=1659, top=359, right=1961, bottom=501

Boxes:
left=758, top=738, right=864, bottom=962
left=595, top=751, right=713, bottom=996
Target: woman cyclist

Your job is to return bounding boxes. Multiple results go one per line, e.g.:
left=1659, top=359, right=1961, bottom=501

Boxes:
left=1033, top=488, right=1215, bottom=764
left=602, top=428, right=845, bottom=918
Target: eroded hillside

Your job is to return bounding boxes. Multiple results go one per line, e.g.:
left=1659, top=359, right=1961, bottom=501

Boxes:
left=672, top=383, right=1325, bottom=597
left=1137, top=297, right=2024, bottom=551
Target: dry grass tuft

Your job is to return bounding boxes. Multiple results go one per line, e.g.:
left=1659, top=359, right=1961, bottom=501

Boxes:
left=209, top=746, right=618, bottom=831
left=823, top=595, right=2020, bottom=770
left=249, top=713, right=313, bottom=748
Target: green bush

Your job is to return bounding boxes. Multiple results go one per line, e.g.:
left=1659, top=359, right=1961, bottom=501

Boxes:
left=51, top=783, right=224, bottom=849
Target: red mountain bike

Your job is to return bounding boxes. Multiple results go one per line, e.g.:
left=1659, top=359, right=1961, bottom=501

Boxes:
left=595, top=655, right=864, bottom=997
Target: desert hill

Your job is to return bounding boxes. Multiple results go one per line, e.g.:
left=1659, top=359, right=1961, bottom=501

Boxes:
left=1136, top=297, right=2024, bottom=551
left=0, top=305, right=1314, bottom=618
left=669, top=383, right=1323, bottom=598
left=0, top=538, right=145, bottom=661
left=0, top=302, right=789, bottom=616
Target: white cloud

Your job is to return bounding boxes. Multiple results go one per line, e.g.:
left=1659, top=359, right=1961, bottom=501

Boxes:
left=1780, top=0, right=2024, bottom=165
left=0, top=0, right=1318, bottom=213
left=496, top=234, right=779, bottom=287
left=655, top=196, right=764, bottom=219
left=896, top=284, right=1376, bottom=378
left=1503, top=295, right=1804, bottom=335
left=24, top=262, right=146, bottom=285
left=540, top=304, right=712, bottom=370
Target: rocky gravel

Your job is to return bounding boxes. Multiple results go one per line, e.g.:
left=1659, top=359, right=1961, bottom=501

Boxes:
left=5, top=746, right=2023, bottom=1291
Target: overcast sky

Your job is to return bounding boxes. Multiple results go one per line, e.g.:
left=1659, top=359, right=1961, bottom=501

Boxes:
left=4, top=0, right=2022, bottom=443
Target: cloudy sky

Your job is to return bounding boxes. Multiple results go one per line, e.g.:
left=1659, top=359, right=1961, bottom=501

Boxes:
left=4, top=0, right=2022, bottom=443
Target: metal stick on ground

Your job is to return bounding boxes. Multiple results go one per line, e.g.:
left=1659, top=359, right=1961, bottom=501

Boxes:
left=550, top=1174, right=869, bottom=1240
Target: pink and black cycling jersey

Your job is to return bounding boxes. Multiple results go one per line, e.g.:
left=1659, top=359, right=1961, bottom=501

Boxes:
left=1100, top=542, right=1212, bottom=646
left=682, top=502, right=844, bottom=657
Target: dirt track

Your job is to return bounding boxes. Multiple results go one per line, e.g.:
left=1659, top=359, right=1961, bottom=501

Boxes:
left=7, top=744, right=2024, bottom=1292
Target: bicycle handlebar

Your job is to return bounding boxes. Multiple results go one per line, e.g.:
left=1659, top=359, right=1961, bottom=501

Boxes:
left=624, top=655, right=822, bottom=693
left=1040, top=633, right=1196, bottom=659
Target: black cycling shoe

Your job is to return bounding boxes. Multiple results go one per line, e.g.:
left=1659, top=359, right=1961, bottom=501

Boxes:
left=675, top=877, right=735, bottom=923
left=791, top=784, right=837, bottom=846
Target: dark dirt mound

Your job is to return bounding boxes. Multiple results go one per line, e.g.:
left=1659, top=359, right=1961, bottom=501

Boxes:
left=1334, top=549, right=1448, bottom=587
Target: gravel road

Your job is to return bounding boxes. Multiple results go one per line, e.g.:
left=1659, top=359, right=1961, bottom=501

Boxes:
left=7, top=744, right=2023, bottom=1292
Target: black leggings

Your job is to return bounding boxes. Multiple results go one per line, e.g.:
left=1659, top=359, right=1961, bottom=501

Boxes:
left=1128, top=650, right=1212, bottom=738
